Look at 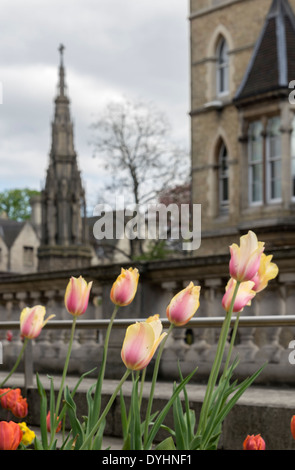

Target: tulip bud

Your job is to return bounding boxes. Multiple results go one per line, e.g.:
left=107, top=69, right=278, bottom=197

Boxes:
left=11, top=397, right=28, bottom=419
left=243, top=434, right=265, bottom=450
left=20, top=305, right=55, bottom=339
left=222, top=278, right=256, bottom=313
left=6, top=330, right=13, bottom=342
left=64, top=276, right=93, bottom=316
left=291, top=415, right=295, bottom=440
left=0, top=421, right=23, bottom=450
left=46, top=411, right=62, bottom=433
left=229, top=231, right=265, bottom=282
left=121, top=315, right=166, bottom=370
left=110, top=267, right=139, bottom=307
left=166, top=282, right=201, bottom=326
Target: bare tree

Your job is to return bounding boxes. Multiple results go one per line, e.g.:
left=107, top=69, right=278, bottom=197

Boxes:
left=90, top=97, right=190, bottom=260
left=90, top=97, right=190, bottom=206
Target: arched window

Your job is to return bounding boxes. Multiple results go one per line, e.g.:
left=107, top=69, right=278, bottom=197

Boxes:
left=216, top=38, right=229, bottom=96
left=218, top=142, right=229, bottom=212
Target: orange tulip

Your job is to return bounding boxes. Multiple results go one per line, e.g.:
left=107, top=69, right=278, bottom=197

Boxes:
left=64, top=276, right=93, bottom=316
left=243, top=434, right=265, bottom=450
left=20, top=305, right=55, bottom=339
left=166, top=282, right=201, bottom=326
left=0, top=421, right=23, bottom=450
left=110, top=267, right=139, bottom=307
left=291, top=415, right=295, bottom=440
left=229, top=231, right=265, bottom=282
left=121, top=315, right=166, bottom=370
left=11, top=397, right=28, bottom=419
left=46, top=411, right=62, bottom=433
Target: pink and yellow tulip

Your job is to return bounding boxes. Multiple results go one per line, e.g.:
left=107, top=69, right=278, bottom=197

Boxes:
left=243, top=434, right=265, bottom=450
left=110, top=267, right=139, bottom=307
left=121, top=314, right=166, bottom=370
left=229, top=231, right=265, bottom=282
left=64, top=276, right=93, bottom=316
left=166, top=282, right=201, bottom=326
left=20, top=305, right=55, bottom=339
left=251, top=253, right=279, bottom=293
left=222, top=278, right=256, bottom=313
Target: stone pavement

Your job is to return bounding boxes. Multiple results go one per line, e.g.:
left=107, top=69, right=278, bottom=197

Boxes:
left=1, top=372, right=295, bottom=450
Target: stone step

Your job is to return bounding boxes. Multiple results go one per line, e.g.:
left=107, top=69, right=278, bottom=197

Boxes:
left=1, top=372, right=295, bottom=450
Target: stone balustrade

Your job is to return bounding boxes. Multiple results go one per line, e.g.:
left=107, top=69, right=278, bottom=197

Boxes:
left=0, top=249, right=295, bottom=384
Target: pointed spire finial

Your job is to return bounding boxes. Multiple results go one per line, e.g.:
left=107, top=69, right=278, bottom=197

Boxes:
left=58, top=43, right=65, bottom=65
left=57, top=44, right=66, bottom=97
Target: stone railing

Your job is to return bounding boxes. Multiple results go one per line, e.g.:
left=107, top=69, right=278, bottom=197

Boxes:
left=0, top=248, right=295, bottom=384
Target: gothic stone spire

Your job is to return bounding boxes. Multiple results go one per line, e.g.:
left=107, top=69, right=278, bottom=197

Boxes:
left=38, top=46, right=92, bottom=272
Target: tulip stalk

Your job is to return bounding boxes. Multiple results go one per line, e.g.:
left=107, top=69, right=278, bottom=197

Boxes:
left=0, top=338, right=29, bottom=388
left=80, top=369, right=131, bottom=450
left=143, top=323, right=174, bottom=447
left=197, top=280, right=240, bottom=436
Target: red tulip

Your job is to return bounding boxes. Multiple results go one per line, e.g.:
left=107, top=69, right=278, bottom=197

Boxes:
left=46, top=411, right=62, bottom=433
left=0, top=421, right=23, bottom=450
left=291, top=415, right=295, bottom=440
left=243, top=434, right=265, bottom=450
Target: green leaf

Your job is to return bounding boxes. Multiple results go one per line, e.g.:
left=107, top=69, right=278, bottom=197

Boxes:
left=36, top=373, right=48, bottom=450
left=120, top=388, right=128, bottom=441
left=144, top=366, right=198, bottom=450
left=130, top=375, right=142, bottom=450
left=63, top=386, right=84, bottom=449
left=92, top=419, right=106, bottom=450
left=155, top=436, right=176, bottom=450
left=173, top=384, right=188, bottom=450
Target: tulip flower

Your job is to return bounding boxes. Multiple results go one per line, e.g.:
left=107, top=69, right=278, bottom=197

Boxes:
left=46, top=411, right=62, bottom=433
left=251, top=253, right=279, bottom=293
left=6, top=330, right=13, bottom=342
left=0, top=421, right=23, bottom=450
left=11, top=397, right=28, bottom=419
left=291, top=415, right=295, bottom=440
left=166, top=282, right=201, bottom=326
left=229, top=231, right=265, bottom=282
left=110, top=267, right=139, bottom=307
left=222, top=278, right=256, bottom=313
left=64, top=276, right=93, bottom=316
left=121, top=314, right=167, bottom=370
left=20, top=305, right=55, bottom=339
left=18, top=422, right=35, bottom=446
left=243, top=434, right=265, bottom=450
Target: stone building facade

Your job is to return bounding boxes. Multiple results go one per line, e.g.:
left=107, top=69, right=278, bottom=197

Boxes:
left=190, top=0, right=295, bottom=256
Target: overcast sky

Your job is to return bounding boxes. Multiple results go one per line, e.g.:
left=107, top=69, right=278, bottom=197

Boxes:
left=0, top=0, right=190, bottom=211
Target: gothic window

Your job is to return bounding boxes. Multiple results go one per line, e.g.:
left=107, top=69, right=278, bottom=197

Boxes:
left=216, top=38, right=229, bottom=96
left=248, top=117, right=281, bottom=205
left=218, top=142, right=229, bottom=212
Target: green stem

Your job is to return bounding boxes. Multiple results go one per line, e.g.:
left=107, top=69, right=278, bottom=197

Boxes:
left=139, top=367, right=146, bottom=409
left=143, top=323, right=174, bottom=447
left=197, top=280, right=240, bottom=435
left=221, top=311, right=241, bottom=380
left=80, top=369, right=131, bottom=450
left=89, top=305, right=119, bottom=430
left=50, top=316, right=77, bottom=445
left=0, top=338, right=28, bottom=388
